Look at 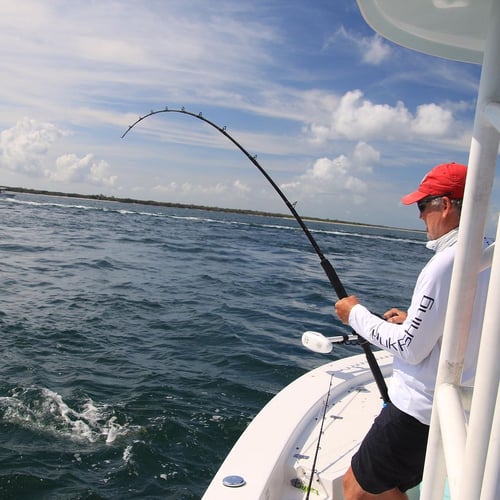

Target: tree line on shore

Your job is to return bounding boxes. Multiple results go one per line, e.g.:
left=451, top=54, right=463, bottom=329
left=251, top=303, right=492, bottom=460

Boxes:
left=4, top=185, right=398, bottom=230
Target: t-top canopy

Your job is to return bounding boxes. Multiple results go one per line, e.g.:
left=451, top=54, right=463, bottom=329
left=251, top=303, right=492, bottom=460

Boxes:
left=357, top=0, right=491, bottom=64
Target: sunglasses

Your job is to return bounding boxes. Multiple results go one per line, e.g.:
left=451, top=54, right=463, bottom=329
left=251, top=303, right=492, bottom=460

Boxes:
left=417, top=193, right=452, bottom=213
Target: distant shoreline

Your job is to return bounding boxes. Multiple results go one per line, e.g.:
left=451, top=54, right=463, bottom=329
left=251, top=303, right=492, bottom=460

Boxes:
left=4, top=186, right=423, bottom=233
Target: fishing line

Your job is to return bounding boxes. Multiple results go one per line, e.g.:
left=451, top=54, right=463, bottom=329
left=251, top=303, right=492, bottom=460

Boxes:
left=121, top=107, right=389, bottom=403
left=305, top=373, right=334, bottom=500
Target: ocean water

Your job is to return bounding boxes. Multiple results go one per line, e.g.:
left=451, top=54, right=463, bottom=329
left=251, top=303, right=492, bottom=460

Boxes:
left=0, top=193, right=428, bottom=499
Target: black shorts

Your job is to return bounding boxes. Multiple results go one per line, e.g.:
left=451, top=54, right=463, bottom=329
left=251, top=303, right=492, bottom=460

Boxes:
left=351, top=401, right=430, bottom=494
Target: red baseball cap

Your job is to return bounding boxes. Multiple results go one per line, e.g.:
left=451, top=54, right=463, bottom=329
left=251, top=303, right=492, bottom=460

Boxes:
left=401, top=162, right=467, bottom=205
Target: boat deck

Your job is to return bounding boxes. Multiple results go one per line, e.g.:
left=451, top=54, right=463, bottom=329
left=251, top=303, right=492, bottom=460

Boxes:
left=292, top=370, right=388, bottom=498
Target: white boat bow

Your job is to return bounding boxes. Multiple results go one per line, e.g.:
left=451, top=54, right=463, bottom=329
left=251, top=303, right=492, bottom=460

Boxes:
left=203, top=351, right=395, bottom=499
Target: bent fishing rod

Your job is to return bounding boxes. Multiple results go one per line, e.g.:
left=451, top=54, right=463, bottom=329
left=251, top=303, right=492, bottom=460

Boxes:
left=121, top=107, right=389, bottom=404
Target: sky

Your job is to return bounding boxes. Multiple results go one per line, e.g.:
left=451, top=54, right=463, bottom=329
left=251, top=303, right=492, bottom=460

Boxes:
left=0, top=0, right=497, bottom=232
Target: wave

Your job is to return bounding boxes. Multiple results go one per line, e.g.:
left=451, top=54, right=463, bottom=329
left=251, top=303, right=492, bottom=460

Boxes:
left=8, top=196, right=425, bottom=245
left=311, top=227, right=425, bottom=245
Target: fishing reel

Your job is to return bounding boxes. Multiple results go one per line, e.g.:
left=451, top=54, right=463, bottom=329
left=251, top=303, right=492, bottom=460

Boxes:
left=301, top=330, right=361, bottom=354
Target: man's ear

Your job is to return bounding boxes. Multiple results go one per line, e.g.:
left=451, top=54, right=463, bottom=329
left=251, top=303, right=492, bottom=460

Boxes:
left=441, top=196, right=453, bottom=213
left=442, top=196, right=460, bottom=224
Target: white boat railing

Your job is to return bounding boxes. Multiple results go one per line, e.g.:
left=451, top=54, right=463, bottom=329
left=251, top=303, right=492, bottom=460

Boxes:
left=420, top=1, right=500, bottom=498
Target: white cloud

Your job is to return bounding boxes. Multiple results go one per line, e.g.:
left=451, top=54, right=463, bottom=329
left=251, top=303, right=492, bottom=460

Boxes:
left=352, top=141, right=380, bottom=169
left=306, top=90, right=458, bottom=143
left=327, top=28, right=392, bottom=65
left=281, top=141, right=379, bottom=204
left=411, top=103, right=453, bottom=136
left=0, top=118, right=117, bottom=188
left=49, top=154, right=117, bottom=187
left=0, top=118, right=66, bottom=175
left=361, top=35, right=392, bottom=65
left=0, top=2, right=280, bottom=103
left=233, top=180, right=251, bottom=192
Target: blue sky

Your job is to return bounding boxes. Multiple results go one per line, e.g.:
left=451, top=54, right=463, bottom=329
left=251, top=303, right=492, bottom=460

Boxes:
left=0, top=0, right=497, bottom=231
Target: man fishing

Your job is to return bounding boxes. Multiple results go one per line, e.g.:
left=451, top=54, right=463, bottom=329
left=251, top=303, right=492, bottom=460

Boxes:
left=335, top=162, right=490, bottom=500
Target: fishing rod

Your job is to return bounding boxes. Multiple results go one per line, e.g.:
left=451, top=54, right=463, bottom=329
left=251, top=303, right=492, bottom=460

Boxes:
left=121, top=107, right=389, bottom=404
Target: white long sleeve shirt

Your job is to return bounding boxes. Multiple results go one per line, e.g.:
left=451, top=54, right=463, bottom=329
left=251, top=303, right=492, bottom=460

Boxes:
left=348, top=228, right=490, bottom=425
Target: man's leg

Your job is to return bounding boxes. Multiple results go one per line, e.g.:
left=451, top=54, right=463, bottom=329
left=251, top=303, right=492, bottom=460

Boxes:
left=343, top=467, right=409, bottom=500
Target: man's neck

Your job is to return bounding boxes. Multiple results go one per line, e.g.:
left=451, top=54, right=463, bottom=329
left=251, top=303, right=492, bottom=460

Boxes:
left=426, top=227, right=459, bottom=252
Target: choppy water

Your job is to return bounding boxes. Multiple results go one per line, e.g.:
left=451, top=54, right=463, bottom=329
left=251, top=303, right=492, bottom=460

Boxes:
left=0, top=193, right=428, bottom=499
